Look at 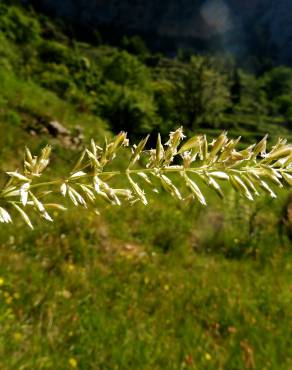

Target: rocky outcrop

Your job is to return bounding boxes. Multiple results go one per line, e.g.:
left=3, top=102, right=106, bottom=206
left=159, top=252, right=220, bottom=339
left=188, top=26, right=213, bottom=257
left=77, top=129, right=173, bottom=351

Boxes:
left=24, top=113, right=84, bottom=149
left=29, top=0, right=292, bottom=64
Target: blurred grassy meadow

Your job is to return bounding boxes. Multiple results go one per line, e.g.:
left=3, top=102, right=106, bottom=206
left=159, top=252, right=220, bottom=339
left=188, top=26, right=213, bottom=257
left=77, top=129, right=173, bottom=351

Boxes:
left=0, top=2, right=292, bottom=369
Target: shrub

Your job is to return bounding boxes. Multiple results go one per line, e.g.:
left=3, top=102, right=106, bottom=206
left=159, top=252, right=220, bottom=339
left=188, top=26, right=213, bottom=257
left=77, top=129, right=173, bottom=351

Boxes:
left=38, top=40, right=71, bottom=64
left=100, top=82, right=159, bottom=136
left=103, top=51, right=151, bottom=89
left=0, top=5, right=41, bottom=44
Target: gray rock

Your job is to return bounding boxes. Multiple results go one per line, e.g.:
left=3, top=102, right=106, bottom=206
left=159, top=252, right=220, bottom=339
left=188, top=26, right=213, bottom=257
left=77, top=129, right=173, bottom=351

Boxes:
left=46, top=120, right=70, bottom=137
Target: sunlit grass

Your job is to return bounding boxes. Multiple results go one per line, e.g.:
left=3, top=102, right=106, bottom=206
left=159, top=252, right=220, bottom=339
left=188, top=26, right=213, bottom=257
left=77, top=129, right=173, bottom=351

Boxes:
left=0, top=224, right=291, bottom=369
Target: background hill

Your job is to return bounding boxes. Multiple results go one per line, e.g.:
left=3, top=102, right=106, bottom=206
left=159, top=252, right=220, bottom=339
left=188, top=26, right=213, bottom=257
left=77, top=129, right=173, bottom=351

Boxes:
left=29, top=0, right=292, bottom=65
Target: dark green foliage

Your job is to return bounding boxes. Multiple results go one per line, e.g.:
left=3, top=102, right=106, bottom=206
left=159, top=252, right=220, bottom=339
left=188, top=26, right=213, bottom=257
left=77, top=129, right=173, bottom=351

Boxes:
left=152, top=80, right=178, bottom=136
left=1, top=2, right=291, bottom=142
left=0, top=31, right=18, bottom=70
left=230, top=68, right=241, bottom=108
left=262, top=66, right=292, bottom=99
left=122, top=35, right=149, bottom=58
left=38, top=40, right=71, bottom=64
left=100, top=52, right=159, bottom=135
left=0, top=4, right=41, bottom=44
left=92, top=29, right=103, bottom=46
left=100, top=82, right=159, bottom=136
left=172, top=56, right=231, bottom=131
left=273, top=95, right=292, bottom=119
left=261, top=67, right=292, bottom=118
left=103, top=51, right=151, bottom=88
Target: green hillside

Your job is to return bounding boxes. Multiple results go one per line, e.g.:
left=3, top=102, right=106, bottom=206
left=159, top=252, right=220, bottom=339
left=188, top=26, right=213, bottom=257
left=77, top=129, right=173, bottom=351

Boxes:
left=0, top=3, right=291, bottom=369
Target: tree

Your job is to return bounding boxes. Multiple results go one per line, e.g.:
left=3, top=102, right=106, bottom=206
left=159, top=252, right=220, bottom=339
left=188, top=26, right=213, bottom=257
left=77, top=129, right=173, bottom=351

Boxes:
left=261, top=67, right=292, bottom=100
left=261, top=67, right=292, bottom=116
left=236, top=71, right=268, bottom=116
left=230, top=68, right=241, bottom=107
left=99, top=82, right=159, bottom=137
left=152, top=79, right=177, bottom=136
left=103, top=51, right=151, bottom=89
left=174, top=56, right=230, bottom=131
left=0, top=5, right=41, bottom=44
left=121, top=35, right=149, bottom=59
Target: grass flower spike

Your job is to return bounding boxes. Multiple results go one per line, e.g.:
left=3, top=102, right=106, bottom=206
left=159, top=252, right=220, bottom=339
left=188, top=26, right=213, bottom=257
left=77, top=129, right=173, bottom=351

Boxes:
left=0, top=128, right=291, bottom=228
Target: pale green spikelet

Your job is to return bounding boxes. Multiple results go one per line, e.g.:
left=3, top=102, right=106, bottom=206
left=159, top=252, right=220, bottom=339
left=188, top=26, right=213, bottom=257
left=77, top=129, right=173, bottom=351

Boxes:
left=0, top=127, right=291, bottom=228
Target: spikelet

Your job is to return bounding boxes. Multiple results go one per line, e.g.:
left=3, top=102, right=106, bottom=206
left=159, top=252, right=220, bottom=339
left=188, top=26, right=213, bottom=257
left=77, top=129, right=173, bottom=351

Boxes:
left=0, top=127, right=291, bottom=227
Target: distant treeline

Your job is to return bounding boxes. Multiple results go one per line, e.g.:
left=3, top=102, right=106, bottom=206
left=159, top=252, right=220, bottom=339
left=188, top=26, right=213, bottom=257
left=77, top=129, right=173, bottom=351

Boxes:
left=0, top=2, right=292, bottom=143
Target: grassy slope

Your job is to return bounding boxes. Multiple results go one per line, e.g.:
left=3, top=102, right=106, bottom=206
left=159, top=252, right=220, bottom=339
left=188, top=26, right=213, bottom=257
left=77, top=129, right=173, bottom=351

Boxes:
left=0, top=5, right=291, bottom=370
left=0, top=222, right=291, bottom=369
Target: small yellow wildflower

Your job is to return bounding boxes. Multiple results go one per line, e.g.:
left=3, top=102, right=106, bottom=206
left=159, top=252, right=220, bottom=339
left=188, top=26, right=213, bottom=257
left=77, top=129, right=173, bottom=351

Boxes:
left=144, top=277, right=150, bottom=285
left=0, top=277, right=4, bottom=286
left=56, top=290, right=72, bottom=299
left=67, top=263, right=75, bottom=272
left=13, top=332, right=23, bottom=342
left=68, top=358, right=78, bottom=368
left=5, top=295, right=13, bottom=305
left=164, top=284, right=170, bottom=291
left=205, top=353, right=212, bottom=361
